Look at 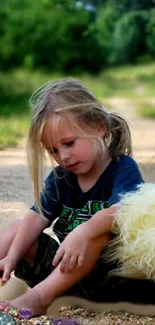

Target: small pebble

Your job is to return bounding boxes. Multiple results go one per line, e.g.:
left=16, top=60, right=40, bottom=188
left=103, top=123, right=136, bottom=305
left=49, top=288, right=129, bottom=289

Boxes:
left=19, top=308, right=33, bottom=320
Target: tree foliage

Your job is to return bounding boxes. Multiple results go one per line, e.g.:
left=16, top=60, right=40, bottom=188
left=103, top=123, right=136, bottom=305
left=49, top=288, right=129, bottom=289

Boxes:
left=146, top=8, right=155, bottom=57
left=110, top=11, right=148, bottom=64
left=0, top=0, right=154, bottom=72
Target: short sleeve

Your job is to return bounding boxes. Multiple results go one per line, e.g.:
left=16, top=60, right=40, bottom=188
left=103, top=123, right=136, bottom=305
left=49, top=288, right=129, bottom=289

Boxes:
left=30, top=168, right=61, bottom=222
left=108, top=158, right=144, bottom=206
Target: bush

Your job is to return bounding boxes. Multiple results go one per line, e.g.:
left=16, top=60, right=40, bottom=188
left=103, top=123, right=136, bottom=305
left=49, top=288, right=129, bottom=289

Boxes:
left=110, top=11, right=148, bottom=64
left=95, top=6, right=118, bottom=65
left=146, top=8, right=155, bottom=57
left=0, top=0, right=103, bottom=73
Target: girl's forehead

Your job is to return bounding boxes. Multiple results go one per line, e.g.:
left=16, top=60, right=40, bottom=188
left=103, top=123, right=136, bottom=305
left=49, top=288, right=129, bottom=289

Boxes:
left=47, top=115, right=78, bottom=135
left=41, top=115, right=81, bottom=148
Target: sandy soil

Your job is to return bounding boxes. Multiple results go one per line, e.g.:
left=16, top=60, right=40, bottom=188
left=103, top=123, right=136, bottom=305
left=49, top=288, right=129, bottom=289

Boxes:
left=0, top=101, right=155, bottom=324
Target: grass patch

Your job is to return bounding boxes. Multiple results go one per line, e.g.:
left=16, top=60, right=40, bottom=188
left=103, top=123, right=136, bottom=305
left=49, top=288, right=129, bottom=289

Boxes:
left=0, top=116, right=30, bottom=149
left=138, top=102, right=155, bottom=119
left=99, top=63, right=155, bottom=98
left=0, top=69, right=60, bottom=149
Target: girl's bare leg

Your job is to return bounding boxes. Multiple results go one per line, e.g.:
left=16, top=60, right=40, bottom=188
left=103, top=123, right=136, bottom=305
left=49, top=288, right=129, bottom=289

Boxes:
left=0, top=234, right=110, bottom=317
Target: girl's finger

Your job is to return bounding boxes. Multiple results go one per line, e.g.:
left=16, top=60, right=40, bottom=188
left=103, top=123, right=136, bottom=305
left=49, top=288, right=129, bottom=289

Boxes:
left=52, top=248, right=64, bottom=266
left=3, top=267, right=11, bottom=282
left=68, top=255, right=78, bottom=271
left=0, top=301, right=10, bottom=312
left=77, top=255, right=84, bottom=268
left=60, top=252, right=71, bottom=273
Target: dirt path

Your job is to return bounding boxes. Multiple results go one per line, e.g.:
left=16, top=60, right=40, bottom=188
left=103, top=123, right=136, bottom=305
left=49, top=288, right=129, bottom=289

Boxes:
left=0, top=102, right=155, bottom=323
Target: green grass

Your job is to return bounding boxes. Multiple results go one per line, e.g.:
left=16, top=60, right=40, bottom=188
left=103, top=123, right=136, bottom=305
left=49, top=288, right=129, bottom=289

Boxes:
left=0, top=69, right=61, bottom=149
left=0, top=62, right=155, bottom=149
left=0, top=116, right=30, bottom=149
left=137, top=102, right=155, bottom=119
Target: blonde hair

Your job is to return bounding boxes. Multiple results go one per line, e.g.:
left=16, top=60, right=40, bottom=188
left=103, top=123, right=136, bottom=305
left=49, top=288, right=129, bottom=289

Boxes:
left=27, top=78, right=132, bottom=211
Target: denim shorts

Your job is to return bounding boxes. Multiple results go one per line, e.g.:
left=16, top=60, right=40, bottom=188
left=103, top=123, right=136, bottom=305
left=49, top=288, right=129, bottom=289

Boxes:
left=15, top=232, right=155, bottom=304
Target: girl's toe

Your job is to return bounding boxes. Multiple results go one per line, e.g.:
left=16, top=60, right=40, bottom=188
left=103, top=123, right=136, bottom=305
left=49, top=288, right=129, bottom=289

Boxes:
left=0, top=301, right=10, bottom=311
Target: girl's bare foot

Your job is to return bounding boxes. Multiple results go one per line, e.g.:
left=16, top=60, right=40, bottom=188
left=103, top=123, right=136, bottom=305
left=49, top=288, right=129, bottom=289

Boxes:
left=0, top=289, right=48, bottom=318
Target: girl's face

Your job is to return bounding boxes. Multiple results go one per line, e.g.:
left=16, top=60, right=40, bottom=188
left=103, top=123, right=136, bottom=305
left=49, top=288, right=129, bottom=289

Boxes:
left=41, top=116, right=106, bottom=177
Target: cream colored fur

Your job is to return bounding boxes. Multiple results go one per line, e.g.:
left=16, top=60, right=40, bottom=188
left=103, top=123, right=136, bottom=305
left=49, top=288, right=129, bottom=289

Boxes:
left=105, top=183, right=155, bottom=280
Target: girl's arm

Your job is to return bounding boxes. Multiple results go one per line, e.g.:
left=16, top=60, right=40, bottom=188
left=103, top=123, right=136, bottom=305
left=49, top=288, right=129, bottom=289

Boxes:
left=52, top=204, right=118, bottom=272
left=34, top=233, right=109, bottom=308
left=85, top=204, right=119, bottom=239
left=7, top=210, right=49, bottom=262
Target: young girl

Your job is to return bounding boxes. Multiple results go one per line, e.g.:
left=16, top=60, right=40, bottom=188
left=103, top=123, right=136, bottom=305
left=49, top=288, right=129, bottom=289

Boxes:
left=0, top=78, right=144, bottom=317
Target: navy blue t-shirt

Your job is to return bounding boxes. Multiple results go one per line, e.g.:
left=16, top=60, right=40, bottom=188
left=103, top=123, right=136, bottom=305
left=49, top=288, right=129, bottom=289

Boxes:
left=31, top=154, right=144, bottom=242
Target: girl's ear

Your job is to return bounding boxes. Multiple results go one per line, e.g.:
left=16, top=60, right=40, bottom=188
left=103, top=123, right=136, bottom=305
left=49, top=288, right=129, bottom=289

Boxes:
left=96, top=124, right=107, bottom=137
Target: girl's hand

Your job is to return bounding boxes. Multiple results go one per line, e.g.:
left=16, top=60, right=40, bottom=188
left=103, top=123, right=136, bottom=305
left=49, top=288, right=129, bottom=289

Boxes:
left=52, top=223, right=93, bottom=273
left=0, top=256, right=17, bottom=282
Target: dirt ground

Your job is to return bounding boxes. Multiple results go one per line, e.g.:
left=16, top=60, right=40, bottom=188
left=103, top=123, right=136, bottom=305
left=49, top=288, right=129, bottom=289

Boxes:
left=1, top=102, right=155, bottom=324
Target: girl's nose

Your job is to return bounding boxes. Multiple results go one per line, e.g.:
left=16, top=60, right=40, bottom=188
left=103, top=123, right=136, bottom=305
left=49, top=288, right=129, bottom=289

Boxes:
left=59, top=148, right=70, bottom=162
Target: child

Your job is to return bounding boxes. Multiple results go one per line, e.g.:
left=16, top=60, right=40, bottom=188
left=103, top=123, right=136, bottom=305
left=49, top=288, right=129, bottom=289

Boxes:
left=0, top=78, right=144, bottom=317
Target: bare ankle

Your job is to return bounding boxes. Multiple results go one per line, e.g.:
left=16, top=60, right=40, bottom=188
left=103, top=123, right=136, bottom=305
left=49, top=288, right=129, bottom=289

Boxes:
left=33, top=286, right=54, bottom=308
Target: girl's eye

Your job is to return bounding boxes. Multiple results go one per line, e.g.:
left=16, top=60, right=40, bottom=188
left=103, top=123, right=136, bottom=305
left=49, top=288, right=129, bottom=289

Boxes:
left=51, top=148, right=58, bottom=154
left=65, top=140, right=75, bottom=147
left=49, top=140, right=75, bottom=155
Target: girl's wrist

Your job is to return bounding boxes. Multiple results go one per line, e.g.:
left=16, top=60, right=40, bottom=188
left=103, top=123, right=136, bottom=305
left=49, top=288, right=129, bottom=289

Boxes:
left=7, top=248, right=21, bottom=265
left=87, top=207, right=117, bottom=238
left=82, top=219, right=97, bottom=239
left=7, top=251, right=18, bottom=262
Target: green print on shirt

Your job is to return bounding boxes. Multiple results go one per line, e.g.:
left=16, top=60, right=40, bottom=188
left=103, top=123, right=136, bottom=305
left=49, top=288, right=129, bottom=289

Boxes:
left=59, top=206, right=72, bottom=220
left=59, top=200, right=109, bottom=232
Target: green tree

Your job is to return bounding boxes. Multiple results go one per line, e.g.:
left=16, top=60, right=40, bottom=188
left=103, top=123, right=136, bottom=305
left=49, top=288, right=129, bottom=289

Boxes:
left=95, top=6, right=118, bottom=64
left=0, top=0, right=103, bottom=72
left=146, top=8, right=155, bottom=57
left=107, top=0, right=155, bottom=11
left=110, top=11, right=148, bottom=64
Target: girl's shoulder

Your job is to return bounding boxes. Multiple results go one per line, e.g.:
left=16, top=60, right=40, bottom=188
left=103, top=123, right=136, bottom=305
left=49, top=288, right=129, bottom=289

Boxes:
left=108, top=154, right=142, bottom=179
left=116, top=154, right=140, bottom=169
left=118, top=154, right=138, bottom=163
left=111, top=154, right=143, bottom=182
left=103, top=154, right=141, bottom=182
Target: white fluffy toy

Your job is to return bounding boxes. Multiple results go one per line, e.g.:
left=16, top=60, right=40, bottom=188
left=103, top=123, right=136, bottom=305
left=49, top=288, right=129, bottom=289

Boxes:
left=105, top=183, right=155, bottom=281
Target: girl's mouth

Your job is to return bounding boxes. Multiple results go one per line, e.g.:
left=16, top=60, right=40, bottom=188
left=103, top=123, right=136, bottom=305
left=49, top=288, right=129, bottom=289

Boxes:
left=66, top=162, right=79, bottom=170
